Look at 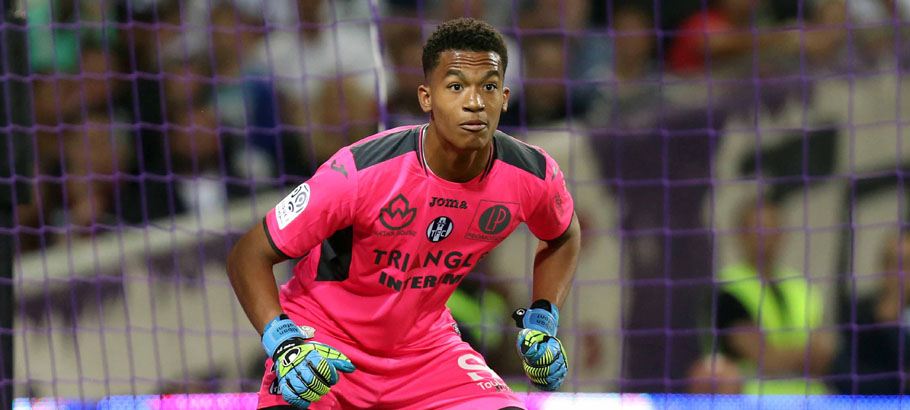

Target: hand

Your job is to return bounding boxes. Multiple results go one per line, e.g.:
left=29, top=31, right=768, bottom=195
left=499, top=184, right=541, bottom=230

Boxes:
left=262, top=315, right=356, bottom=408
left=512, top=300, right=568, bottom=391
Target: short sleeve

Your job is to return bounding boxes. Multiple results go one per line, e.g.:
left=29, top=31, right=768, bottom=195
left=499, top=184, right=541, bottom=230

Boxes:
left=526, top=153, right=575, bottom=241
left=263, top=148, right=358, bottom=258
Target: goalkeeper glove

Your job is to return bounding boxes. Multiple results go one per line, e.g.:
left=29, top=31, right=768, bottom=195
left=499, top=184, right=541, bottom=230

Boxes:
left=512, top=299, right=568, bottom=391
left=262, top=314, right=355, bottom=409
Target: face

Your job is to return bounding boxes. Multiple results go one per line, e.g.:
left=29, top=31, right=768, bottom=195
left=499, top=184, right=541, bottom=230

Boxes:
left=614, top=9, right=654, bottom=64
left=719, top=0, right=758, bottom=24
left=419, top=50, right=510, bottom=152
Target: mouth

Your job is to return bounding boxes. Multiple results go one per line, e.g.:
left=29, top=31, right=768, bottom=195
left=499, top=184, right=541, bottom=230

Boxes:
left=459, top=120, right=487, bottom=132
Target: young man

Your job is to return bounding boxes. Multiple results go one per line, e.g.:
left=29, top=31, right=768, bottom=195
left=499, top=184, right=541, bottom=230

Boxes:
left=227, top=18, right=581, bottom=410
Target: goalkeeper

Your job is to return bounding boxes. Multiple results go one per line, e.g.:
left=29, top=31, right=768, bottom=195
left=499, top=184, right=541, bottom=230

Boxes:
left=227, top=18, right=581, bottom=410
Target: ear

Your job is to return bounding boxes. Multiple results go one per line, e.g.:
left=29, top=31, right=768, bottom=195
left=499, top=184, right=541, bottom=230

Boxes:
left=501, top=86, right=510, bottom=112
left=418, top=84, right=432, bottom=113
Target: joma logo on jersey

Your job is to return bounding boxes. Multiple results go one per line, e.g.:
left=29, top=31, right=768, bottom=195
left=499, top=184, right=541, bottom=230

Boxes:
left=429, top=197, right=468, bottom=209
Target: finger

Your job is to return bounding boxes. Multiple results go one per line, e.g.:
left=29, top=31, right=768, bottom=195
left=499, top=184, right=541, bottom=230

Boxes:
left=290, top=368, right=323, bottom=403
left=313, top=343, right=356, bottom=373
left=525, top=343, right=557, bottom=365
left=547, top=362, right=568, bottom=382
left=302, top=355, right=332, bottom=396
left=328, top=358, right=356, bottom=374
left=280, top=379, right=312, bottom=408
left=524, top=363, right=550, bottom=385
left=546, top=378, right=565, bottom=391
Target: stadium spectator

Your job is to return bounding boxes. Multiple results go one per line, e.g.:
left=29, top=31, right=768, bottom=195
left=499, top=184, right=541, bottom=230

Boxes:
left=585, top=4, right=659, bottom=131
left=61, top=109, right=132, bottom=228
left=18, top=27, right=131, bottom=247
left=205, top=1, right=303, bottom=182
left=164, top=87, right=249, bottom=215
left=822, top=0, right=910, bottom=70
left=251, top=0, right=378, bottom=127
left=498, top=0, right=606, bottom=127
left=16, top=107, right=132, bottom=251
left=383, top=23, right=427, bottom=127
left=503, top=34, right=570, bottom=126
left=715, top=199, right=834, bottom=394
left=517, top=0, right=591, bottom=32
left=666, top=0, right=846, bottom=77
left=830, top=231, right=910, bottom=395
left=306, top=78, right=379, bottom=166
left=666, top=0, right=796, bottom=77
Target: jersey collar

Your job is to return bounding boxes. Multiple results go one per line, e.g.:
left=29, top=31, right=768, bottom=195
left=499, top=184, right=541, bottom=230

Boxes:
left=417, top=123, right=496, bottom=182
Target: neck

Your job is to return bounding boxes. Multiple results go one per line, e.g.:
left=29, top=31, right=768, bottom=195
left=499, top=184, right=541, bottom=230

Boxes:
left=423, top=123, right=491, bottom=183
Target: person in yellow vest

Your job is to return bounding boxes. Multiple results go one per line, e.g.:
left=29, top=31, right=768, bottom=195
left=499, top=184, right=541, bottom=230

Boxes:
left=715, top=199, right=834, bottom=395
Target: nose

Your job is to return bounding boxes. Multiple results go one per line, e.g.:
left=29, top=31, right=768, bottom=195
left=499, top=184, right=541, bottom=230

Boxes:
left=464, top=87, right=485, bottom=112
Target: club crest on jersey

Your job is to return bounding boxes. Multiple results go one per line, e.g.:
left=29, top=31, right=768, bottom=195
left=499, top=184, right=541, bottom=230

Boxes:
left=426, top=216, right=454, bottom=242
left=276, top=183, right=310, bottom=229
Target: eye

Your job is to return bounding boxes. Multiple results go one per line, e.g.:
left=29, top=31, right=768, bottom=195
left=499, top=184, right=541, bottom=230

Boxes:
left=484, top=83, right=498, bottom=91
left=448, top=83, right=463, bottom=91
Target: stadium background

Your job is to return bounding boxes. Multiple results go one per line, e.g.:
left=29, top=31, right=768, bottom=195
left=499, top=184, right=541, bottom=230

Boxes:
left=2, top=0, right=910, bottom=408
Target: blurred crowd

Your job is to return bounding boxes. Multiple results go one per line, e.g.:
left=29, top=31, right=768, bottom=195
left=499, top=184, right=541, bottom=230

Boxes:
left=11, top=0, right=910, bottom=397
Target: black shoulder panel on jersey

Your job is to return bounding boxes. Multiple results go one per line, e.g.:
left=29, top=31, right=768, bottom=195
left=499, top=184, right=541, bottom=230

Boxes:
left=315, top=225, right=354, bottom=282
left=493, top=131, right=547, bottom=180
left=350, top=126, right=419, bottom=171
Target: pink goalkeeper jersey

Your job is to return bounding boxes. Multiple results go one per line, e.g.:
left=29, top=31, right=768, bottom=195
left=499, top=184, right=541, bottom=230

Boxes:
left=264, top=124, right=574, bottom=355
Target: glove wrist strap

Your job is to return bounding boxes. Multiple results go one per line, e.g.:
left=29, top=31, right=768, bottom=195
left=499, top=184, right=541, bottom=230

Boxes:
left=262, top=314, right=309, bottom=357
left=514, top=299, right=560, bottom=336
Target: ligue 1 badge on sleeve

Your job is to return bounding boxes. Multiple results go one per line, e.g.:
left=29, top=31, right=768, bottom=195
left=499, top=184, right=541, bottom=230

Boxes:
left=276, top=183, right=311, bottom=229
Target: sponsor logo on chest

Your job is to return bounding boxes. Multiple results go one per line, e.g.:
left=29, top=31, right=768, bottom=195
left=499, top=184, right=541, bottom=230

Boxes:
left=374, top=193, right=417, bottom=236
left=465, top=200, right=520, bottom=242
left=371, top=248, right=490, bottom=293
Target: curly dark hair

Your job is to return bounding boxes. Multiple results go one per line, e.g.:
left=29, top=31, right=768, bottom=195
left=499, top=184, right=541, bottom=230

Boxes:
left=422, top=18, right=508, bottom=77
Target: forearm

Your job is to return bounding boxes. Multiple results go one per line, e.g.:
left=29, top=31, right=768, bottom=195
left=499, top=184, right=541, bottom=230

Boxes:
left=532, top=214, right=581, bottom=310
left=729, top=327, right=833, bottom=376
left=730, top=331, right=803, bottom=375
left=226, top=223, right=286, bottom=334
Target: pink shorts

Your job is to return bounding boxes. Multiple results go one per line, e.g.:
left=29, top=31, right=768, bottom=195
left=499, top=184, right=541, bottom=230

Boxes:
left=256, top=325, right=524, bottom=409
